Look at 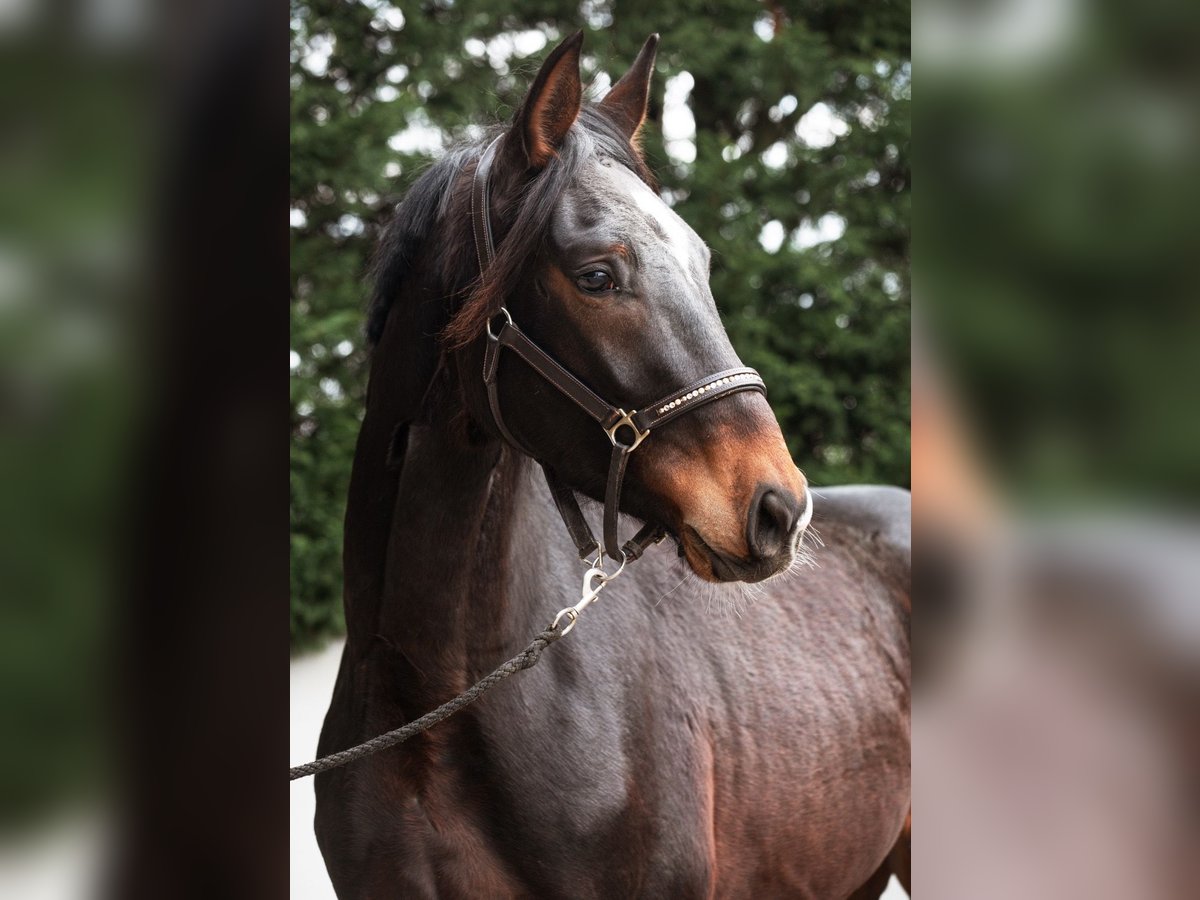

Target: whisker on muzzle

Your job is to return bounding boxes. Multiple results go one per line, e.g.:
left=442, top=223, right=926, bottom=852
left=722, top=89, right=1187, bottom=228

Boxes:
left=653, top=560, right=693, bottom=609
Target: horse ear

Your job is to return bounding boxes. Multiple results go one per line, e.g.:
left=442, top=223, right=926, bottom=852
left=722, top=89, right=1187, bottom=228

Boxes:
left=510, top=31, right=584, bottom=170
left=599, top=34, right=659, bottom=144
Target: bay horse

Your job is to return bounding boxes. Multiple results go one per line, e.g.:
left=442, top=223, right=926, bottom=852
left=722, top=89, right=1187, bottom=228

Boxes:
left=313, top=32, right=910, bottom=899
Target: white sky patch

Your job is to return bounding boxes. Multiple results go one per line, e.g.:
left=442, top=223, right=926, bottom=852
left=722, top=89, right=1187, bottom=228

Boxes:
left=761, top=141, right=788, bottom=170
left=301, top=32, right=334, bottom=77
left=369, top=3, right=405, bottom=32
left=761, top=214, right=846, bottom=254
left=290, top=207, right=307, bottom=228
left=581, top=0, right=613, bottom=28
left=795, top=102, right=849, bottom=149
left=507, top=30, right=548, bottom=56
left=333, top=214, right=364, bottom=238
left=662, top=71, right=696, bottom=164
left=479, top=29, right=549, bottom=74
left=753, top=13, right=775, bottom=42
left=630, top=179, right=695, bottom=270
left=722, top=132, right=754, bottom=162
left=792, top=213, right=847, bottom=250
left=387, top=111, right=444, bottom=154
left=759, top=220, right=785, bottom=254
left=857, top=104, right=879, bottom=129
left=882, top=271, right=902, bottom=298
left=916, top=0, right=1079, bottom=72
left=289, top=350, right=301, bottom=371
left=767, top=93, right=799, bottom=122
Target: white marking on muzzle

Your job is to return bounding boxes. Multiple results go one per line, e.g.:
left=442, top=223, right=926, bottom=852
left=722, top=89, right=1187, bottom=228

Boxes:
left=796, top=487, right=814, bottom=532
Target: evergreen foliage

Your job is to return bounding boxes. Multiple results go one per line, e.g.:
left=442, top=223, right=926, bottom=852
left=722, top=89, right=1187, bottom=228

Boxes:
left=290, top=1, right=910, bottom=650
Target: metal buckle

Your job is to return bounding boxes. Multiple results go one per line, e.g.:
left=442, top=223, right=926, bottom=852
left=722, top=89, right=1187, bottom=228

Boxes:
left=551, top=566, right=610, bottom=636
left=606, top=410, right=649, bottom=451
left=550, top=548, right=632, bottom=636
left=486, top=306, right=513, bottom=341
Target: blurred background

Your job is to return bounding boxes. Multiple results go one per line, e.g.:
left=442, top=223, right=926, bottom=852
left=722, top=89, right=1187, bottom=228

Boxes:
left=916, top=0, right=1200, bottom=897
left=288, top=0, right=912, bottom=650
left=1, top=1, right=288, bottom=897
left=1, top=1, right=146, bottom=895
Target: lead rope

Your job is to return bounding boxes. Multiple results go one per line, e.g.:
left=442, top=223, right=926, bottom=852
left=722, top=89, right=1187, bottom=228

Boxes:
left=289, top=563, right=621, bottom=781
left=289, top=629, right=561, bottom=781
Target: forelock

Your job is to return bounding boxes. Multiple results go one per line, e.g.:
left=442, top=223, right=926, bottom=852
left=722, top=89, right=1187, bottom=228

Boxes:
left=441, top=107, right=654, bottom=349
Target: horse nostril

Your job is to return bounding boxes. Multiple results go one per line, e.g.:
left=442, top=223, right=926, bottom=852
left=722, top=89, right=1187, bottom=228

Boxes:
left=747, top=488, right=800, bottom=560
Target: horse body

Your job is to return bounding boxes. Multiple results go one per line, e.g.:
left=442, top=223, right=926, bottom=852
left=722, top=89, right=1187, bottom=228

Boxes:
left=313, top=32, right=909, bottom=899
left=316, top=417, right=908, bottom=898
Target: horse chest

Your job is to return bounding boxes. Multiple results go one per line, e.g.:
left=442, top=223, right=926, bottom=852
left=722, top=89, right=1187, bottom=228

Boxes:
left=323, top=603, right=906, bottom=899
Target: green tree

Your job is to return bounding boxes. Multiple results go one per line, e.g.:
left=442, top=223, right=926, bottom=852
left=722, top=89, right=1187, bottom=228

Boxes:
left=290, top=1, right=910, bottom=650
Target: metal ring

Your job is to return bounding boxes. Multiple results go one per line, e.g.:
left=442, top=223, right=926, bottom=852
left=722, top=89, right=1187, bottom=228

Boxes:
left=605, top=410, right=649, bottom=451
left=486, top=307, right=513, bottom=341
left=596, top=552, right=627, bottom=582
left=551, top=607, right=579, bottom=636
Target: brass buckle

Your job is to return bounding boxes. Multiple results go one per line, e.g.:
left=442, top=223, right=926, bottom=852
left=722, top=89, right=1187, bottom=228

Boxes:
left=606, top=410, right=649, bottom=451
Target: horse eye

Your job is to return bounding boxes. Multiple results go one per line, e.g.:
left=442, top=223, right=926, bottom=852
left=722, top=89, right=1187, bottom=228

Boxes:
left=576, top=270, right=615, bottom=294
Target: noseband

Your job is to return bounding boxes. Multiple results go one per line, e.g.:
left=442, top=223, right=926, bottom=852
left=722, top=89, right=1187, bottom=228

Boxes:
left=471, top=136, right=767, bottom=565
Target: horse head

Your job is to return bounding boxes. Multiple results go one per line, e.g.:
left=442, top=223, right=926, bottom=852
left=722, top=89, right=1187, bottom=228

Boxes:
left=375, top=32, right=810, bottom=583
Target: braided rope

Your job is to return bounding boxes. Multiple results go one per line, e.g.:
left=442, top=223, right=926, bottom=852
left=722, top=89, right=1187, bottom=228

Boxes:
left=289, top=627, right=564, bottom=781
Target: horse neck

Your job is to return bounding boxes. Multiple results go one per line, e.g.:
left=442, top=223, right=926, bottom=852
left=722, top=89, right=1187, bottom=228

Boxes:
left=370, top=412, right=546, bottom=689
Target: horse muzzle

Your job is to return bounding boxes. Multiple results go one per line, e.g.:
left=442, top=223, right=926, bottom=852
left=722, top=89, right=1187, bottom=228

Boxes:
left=679, top=478, right=812, bottom=583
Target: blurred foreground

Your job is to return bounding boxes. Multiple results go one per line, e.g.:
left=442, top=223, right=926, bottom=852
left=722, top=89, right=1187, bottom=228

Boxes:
left=1, top=0, right=287, bottom=895
left=916, top=0, right=1200, bottom=897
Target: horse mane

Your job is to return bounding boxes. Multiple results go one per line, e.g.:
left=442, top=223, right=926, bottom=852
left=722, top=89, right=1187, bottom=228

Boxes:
left=365, top=106, right=655, bottom=350
left=364, top=144, right=472, bottom=345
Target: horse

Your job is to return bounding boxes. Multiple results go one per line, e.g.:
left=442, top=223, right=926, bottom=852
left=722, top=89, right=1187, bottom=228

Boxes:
left=313, top=32, right=910, bottom=899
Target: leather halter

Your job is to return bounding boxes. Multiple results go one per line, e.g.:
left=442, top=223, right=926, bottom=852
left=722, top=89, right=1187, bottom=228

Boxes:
left=470, top=136, right=768, bottom=563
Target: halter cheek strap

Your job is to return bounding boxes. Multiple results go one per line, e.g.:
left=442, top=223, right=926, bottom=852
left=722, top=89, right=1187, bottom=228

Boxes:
left=470, top=136, right=767, bottom=562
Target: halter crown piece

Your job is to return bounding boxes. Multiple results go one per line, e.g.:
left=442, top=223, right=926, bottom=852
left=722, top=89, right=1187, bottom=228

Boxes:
left=470, top=136, right=768, bottom=565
